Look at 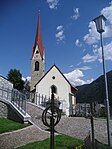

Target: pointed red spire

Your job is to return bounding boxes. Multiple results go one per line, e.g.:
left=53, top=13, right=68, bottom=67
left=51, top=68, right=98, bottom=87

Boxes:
left=32, top=11, right=44, bottom=59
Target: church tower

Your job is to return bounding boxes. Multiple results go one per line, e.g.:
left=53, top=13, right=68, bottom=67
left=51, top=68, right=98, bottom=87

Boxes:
left=30, top=12, right=44, bottom=92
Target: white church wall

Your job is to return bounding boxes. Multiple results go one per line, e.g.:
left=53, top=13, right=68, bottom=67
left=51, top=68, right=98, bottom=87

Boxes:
left=36, top=66, right=71, bottom=115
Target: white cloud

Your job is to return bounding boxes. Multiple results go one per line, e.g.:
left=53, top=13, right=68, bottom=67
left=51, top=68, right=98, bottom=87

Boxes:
left=75, top=39, right=82, bottom=47
left=26, top=76, right=31, bottom=82
left=77, top=62, right=82, bottom=66
left=56, top=31, right=65, bottom=41
left=22, top=77, right=26, bottom=81
left=83, top=2, right=112, bottom=64
left=96, top=42, right=112, bottom=62
left=82, top=53, right=97, bottom=63
left=84, top=21, right=100, bottom=45
left=57, top=25, right=63, bottom=31
left=93, top=44, right=98, bottom=54
left=64, top=69, right=93, bottom=86
left=82, top=42, right=112, bottom=64
left=83, top=49, right=86, bottom=52
left=71, top=8, right=80, bottom=20
left=77, top=66, right=91, bottom=71
left=84, top=2, right=112, bottom=45
left=104, top=25, right=112, bottom=38
left=69, top=65, right=74, bottom=68
left=93, top=44, right=98, bottom=49
left=22, top=76, right=31, bottom=82
left=101, top=2, right=112, bottom=24
left=56, top=25, right=65, bottom=42
left=86, top=79, right=94, bottom=84
left=47, top=0, right=59, bottom=9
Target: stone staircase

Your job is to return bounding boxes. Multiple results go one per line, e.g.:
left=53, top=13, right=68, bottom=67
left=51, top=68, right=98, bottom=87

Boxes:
left=26, top=102, right=47, bottom=130
left=0, top=87, right=31, bottom=123
left=0, top=101, right=50, bottom=149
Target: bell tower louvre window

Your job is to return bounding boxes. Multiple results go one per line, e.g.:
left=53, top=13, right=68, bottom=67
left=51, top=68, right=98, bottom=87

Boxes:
left=35, top=61, right=39, bottom=71
left=36, top=50, right=39, bottom=54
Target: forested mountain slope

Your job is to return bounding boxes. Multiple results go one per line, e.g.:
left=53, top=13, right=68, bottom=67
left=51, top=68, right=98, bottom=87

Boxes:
left=76, top=70, right=112, bottom=105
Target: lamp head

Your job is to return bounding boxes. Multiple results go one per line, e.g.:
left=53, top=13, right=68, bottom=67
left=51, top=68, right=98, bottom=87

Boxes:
left=93, top=15, right=107, bottom=33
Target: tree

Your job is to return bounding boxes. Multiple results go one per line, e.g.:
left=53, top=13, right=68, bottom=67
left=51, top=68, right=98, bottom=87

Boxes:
left=7, top=69, right=25, bottom=91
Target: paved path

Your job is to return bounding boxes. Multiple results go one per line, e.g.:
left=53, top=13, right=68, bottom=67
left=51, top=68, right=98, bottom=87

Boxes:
left=0, top=103, right=49, bottom=149
left=55, top=117, right=111, bottom=144
left=0, top=102, right=112, bottom=148
left=0, top=125, right=49, bottom=149
left=27, top=102, right=112, bottom=145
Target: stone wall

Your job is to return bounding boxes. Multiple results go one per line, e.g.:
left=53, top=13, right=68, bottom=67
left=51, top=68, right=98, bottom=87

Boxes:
left=0, top=101, right=8, bottom=118
left=0, top=75, right=13, bottom=89
left=0, top=75, right=30, bottom=123
left=0, top=101, right=23, bottom=123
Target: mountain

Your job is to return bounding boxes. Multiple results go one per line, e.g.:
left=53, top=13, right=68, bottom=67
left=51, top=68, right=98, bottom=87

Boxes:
left=76, top=70, right=112, bottom=106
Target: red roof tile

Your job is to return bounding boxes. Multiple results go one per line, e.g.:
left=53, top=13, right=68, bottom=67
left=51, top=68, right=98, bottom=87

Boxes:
left=32, top=12, right=44, bottom=59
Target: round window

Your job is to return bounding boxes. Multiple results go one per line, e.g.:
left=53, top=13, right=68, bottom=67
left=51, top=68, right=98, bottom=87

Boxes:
left=52, top=76, right=55, bottom=80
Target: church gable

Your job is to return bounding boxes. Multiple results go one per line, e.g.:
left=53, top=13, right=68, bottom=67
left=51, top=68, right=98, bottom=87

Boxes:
left=35, top=64, right=77, bottom=116
left=35, top=65, right=70, bottom=87
left=43, top=65, right=69, bottom=85
left=35, top=65, right=76, bottom=99
left=35, top=65, right=77, bottom=91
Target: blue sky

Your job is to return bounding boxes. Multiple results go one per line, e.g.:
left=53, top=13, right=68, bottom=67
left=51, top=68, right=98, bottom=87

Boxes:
left=0, top=0, right=112, bottom=86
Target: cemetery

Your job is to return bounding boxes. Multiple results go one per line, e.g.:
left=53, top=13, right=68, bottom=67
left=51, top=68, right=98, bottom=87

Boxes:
left=0, top=75, right=112, bottom=149
left=0, top=2, right=112, bottom=148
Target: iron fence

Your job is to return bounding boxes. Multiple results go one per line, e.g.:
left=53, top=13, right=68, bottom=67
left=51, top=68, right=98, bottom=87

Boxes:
left=83, top=132, right=92, bottom=149
left=28, top=92, right=50, bottom=107
left=0, top=87, right=26, bottom=115
left=79, top=132, right=112, bottom=149
left=28, top=92, right=66, bottom=113
left=0, top=87, right=12, bottom=101
left=94, top=139, right=111, bottom=149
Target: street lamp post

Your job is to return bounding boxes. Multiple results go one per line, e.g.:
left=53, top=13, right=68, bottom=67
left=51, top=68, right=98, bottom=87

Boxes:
left=93, top=15, right=111, bottom=146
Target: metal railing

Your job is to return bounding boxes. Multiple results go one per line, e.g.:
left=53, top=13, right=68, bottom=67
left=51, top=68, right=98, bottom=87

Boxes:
left=28, top=92, right=66, bottom=113
left=0, top=87, right=26, bottom=115
left=28, top=92, right=50, bottom=107
left=0, top=87, right=12, bottom=101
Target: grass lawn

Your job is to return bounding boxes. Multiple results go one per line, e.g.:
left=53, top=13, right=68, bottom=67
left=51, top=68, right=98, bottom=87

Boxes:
left=0, top=118, right=30, bottom=134
left=16, top=135, right=83, bottom=149
left=95, top=115, right=112, bottom=120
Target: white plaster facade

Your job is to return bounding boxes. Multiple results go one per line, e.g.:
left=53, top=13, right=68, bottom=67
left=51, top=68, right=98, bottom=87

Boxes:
left=35, top=65, right=77, bottom=116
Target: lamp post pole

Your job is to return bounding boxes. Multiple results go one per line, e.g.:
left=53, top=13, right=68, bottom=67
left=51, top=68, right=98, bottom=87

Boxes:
left=100, top=32, right=111, bottom=146
left=93, top=15, right=111, bottom=146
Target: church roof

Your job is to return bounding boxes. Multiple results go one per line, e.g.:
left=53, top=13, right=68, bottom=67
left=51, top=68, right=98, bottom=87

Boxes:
left=34, top=64, right=77, bottom=91
left=32, top=11, right=44, bottom=59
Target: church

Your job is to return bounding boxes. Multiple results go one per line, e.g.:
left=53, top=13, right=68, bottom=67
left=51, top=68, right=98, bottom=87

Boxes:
left=30, top=12, right=77, bottom=116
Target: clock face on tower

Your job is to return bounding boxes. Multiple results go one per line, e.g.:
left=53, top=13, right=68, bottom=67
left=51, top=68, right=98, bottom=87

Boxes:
left=35, top=50, right=39, bottom=60
left=36, top=55, right=38, bottom=60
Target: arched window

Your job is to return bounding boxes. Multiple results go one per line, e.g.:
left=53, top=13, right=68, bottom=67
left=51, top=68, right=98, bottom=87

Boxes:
left=50, top=85, right=57, bottom=94
left=35, top=61, right=39, bottom=71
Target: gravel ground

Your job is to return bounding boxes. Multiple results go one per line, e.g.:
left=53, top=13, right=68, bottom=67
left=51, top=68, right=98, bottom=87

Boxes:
left=32, top=116, right=110, bottom=145
left=0, top=102, right=112, bottom=149
left=27, top=102, right=112, bottom=144
left=55, top=117, right=111, bottom=144
left=0, top=125, right=49, bottom=149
